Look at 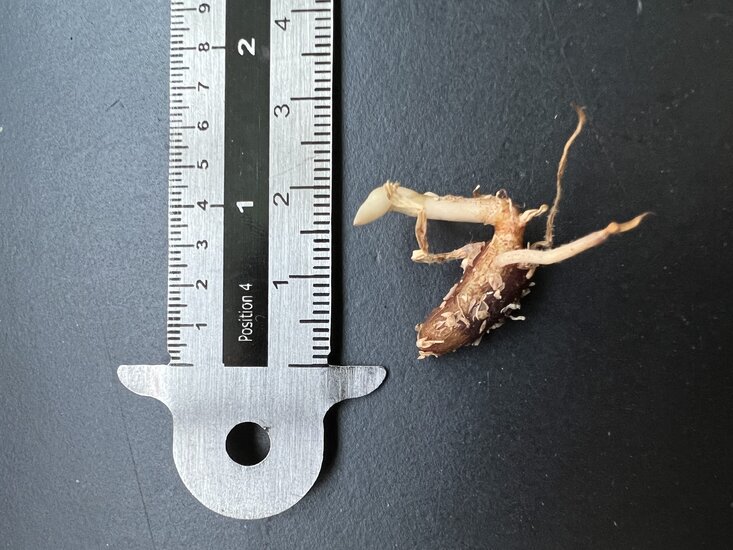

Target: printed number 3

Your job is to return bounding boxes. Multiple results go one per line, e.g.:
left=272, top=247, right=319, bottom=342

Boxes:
left=238, top=38, right=255, bottom=56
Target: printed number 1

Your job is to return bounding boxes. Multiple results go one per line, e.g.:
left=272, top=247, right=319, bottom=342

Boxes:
left=238, top=38, right=255, bottom=56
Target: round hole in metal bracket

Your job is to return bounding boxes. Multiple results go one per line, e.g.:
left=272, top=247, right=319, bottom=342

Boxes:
left=226, top=422, right=270, bottom=466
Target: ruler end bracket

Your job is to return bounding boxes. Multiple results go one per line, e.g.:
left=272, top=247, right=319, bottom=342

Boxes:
left=323, top=364, right=387, bottom=406
left=117, top=363, right=171, bottom=403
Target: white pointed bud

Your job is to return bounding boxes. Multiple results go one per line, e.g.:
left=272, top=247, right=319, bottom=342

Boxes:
left=353, top=186, right=393, bottom=226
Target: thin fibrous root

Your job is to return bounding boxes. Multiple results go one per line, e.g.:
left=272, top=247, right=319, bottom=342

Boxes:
left=539, top=103, right=587, bottom=250
left=411, top=242, right=485, bottom=266
left=494, top=212, right=651, bottom=268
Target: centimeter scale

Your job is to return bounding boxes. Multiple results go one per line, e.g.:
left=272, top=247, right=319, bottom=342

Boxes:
left=118, top=0, right=385, bottom=519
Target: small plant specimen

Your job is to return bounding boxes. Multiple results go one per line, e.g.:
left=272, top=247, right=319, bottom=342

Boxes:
left=354, top=106, right=648, bottom=358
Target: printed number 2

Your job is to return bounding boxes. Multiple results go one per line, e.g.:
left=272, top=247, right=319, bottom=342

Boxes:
left=273, top=192, right=290, bottom=206
left=238, top=38, right=255, bottom=56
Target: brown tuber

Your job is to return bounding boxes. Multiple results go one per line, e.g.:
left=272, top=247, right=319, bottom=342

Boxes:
left=353, top=106, right=649, bottom=358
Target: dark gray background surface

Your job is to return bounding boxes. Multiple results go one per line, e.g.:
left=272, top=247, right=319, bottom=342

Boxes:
left=1, top=1, right=732, bottom=548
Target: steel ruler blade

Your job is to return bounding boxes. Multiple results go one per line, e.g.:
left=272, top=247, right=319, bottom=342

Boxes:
left=118, top=0, right=385, bottom=520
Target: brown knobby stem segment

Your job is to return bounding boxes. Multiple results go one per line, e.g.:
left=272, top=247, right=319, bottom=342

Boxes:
left=353, top=105, right=648, bottom=358
left=415, top=220, right=531, bottom=358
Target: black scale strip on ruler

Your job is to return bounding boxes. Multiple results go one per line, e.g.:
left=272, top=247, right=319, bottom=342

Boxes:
left=223, top=0, right=270, bottom=366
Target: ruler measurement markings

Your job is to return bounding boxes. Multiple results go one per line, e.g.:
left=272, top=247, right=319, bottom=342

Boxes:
left=167, top=2, right=336, bottom=370
left=166, top=0, right=225, bottom=366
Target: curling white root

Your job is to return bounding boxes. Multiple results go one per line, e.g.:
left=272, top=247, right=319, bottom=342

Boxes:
left=520, top=204, right=549, bottom=225
left=493, top=213, right=650, bottom=268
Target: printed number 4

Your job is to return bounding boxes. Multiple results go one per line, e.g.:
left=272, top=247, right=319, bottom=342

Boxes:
left=238, top=38, right=255, bottom=56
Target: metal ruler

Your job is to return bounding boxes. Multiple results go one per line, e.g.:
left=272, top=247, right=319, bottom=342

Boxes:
left=118, top=0, right=385, bottom=520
